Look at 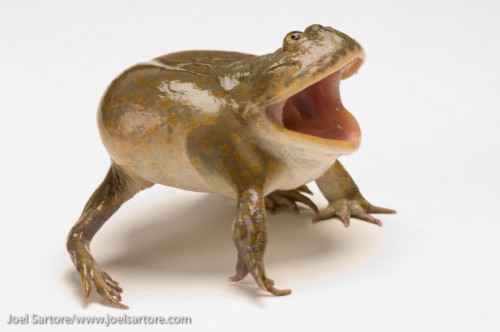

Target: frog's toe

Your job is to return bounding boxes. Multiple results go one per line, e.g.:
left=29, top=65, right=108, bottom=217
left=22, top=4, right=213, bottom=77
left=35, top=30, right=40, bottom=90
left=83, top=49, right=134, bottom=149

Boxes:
left=253, top=275, right=291, bottom=296
left=92, top=270, right=127, bottom=309
left=76, top=259, right=128, bottom=309
left=229, top=260, right=286, bottom=294
left=265, top=277, right=275, bottom=287
left=78, top=263, right=92, bottom=298
left=265, top=193, right=299, bottom=213
left=364, top=205, right=397, bottom=215
left=265, top=186, right=318, bottom=215
left=270, top=287, right=292, bottom=296
left=296, top=184, right=313, bottom=195
left=229, top=255, right=249, bottom=282
left=229, top=275, right=241, bottom=282
left=351, top=209, right=383, bottom=226
left=313, top=196, right=396, bottom=227
left=262, top=282, right=292, bottom=296
left=102, top=271, right=123, bottom=294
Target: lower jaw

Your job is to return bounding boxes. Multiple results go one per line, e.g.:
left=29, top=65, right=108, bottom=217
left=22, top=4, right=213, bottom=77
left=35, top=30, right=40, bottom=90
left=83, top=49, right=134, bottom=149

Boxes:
left=259, top=116, right=361, bottom=156
left=281, top=105, right=361, bottom=141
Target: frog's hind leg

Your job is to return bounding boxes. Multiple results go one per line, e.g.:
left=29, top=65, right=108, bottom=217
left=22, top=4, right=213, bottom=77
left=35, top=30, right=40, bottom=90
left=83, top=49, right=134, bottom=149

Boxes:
left=314, top=160, right=396, bottom=227
left=230, top=187, right=290, bottom=296
left=67, top=163, right=153, bottom=309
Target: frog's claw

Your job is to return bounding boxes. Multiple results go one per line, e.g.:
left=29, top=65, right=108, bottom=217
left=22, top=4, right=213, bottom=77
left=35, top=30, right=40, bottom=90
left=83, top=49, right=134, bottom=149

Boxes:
left=313, top=195, right=396, bottom=227
left=70, top=241, right=127, bottom=309
left=232, top=187, right=291, bottom=296
left=315, top=161, right=396, bottom=227
left=67, top=164, right=153, bottom=309
left=265, top=185, right=318, bottom=215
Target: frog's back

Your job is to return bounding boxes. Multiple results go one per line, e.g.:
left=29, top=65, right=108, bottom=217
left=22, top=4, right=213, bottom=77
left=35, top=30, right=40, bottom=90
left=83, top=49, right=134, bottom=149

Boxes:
left=153, top=50, right=256, bottom=70
left=98, top=50, right=256, bottom=131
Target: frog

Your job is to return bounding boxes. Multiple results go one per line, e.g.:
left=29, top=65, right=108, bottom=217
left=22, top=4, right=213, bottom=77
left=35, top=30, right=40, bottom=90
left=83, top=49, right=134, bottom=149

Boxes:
left=67, top=24, right=396, bottom=309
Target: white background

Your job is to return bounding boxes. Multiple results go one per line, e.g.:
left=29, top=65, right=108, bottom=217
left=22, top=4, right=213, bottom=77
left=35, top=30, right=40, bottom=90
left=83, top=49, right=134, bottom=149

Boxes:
left=1, top=0, right=499, bottom=331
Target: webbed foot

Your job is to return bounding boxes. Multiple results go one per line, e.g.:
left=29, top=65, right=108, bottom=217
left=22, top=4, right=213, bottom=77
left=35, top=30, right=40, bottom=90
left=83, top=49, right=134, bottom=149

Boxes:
left=265, top=185, right=318, bottom=215
left=313, top=193, right=396, bottom=227
left=69, top=240, right=127, bottom=309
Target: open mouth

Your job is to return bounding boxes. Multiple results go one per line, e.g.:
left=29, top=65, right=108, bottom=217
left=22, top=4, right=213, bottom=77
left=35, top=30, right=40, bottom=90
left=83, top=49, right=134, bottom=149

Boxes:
left=264, top=58, right=363, bottom=143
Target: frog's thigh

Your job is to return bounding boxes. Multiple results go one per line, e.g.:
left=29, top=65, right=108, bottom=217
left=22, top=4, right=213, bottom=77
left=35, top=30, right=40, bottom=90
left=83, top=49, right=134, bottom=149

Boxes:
left=230, top=187, right=291, bottom=296
left=68, top=163, right=152, bottom=244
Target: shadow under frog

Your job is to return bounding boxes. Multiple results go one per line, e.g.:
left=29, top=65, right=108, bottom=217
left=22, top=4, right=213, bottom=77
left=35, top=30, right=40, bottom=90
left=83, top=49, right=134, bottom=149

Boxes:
left=65, top=193, right=386, bottom=308
left=66, top=24, right=396, bottom=309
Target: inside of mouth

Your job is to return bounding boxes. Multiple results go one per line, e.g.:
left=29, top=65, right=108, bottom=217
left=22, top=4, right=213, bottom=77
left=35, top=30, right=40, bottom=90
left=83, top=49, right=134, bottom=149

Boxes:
left=264, top=65, right=361, bottom=141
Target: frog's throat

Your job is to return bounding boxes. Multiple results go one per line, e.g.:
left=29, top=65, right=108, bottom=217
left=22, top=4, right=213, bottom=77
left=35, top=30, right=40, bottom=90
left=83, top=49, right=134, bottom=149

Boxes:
left=264, top=57, right=364, bottom=152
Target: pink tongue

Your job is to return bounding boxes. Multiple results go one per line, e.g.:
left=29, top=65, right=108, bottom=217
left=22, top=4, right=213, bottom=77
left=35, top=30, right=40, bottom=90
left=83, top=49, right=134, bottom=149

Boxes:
left=282, top=72, right=357, bottom=140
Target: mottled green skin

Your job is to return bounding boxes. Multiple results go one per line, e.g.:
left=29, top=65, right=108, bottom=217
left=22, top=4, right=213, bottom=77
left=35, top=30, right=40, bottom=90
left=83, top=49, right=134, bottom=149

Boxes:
left=67, top=24, right=395, bottom=309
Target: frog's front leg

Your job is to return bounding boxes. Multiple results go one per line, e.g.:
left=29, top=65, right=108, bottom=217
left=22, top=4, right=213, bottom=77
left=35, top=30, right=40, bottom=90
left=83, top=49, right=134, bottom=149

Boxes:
left=315, top=160, right=396, bottom=227
left=264, top=185, right=318, bottom=215
left=67, top=164, right=153, bottom=309
left=230, top=186, right=291, bottom=296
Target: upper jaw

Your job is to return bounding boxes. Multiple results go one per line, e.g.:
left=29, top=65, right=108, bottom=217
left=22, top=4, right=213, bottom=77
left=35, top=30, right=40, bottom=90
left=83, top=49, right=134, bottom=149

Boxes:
left=262, top=54, right=365, bottom=155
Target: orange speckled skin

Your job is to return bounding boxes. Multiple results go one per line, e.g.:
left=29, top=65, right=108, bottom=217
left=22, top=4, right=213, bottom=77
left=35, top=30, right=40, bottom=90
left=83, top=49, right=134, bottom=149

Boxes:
left=98, top=53, right=280, bottom=197
left=98, top=24, right=365, bottom=197
left=67, top=24, right=395, bottom=309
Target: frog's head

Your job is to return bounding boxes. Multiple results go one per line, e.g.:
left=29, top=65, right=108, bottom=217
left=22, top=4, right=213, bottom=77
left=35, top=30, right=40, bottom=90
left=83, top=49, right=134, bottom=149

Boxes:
left=247, top=24, right=366, bottom=156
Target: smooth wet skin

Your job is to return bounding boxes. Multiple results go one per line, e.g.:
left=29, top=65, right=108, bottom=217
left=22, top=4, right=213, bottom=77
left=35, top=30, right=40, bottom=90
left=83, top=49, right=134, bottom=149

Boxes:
left=67, top=24, right=396, bottom=309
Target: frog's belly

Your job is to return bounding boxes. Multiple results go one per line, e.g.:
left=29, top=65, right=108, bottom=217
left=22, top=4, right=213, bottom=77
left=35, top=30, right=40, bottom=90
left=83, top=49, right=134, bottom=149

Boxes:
left=265, top=153, right=339, bottom=193
left=110, top=146, right=337, bottom=198
left=123, top=150, right=221, bottom=194
left=100, top=128, right=338, bottom=198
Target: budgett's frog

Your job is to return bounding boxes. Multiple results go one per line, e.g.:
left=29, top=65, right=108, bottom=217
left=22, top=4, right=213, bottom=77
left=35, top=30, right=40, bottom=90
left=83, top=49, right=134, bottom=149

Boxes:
left=67, top=24, right=396, bottom=309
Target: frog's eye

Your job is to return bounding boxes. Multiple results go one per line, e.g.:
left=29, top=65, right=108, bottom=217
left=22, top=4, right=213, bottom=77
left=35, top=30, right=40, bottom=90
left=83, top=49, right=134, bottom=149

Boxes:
left=284, top=31, right=305, bottom=45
